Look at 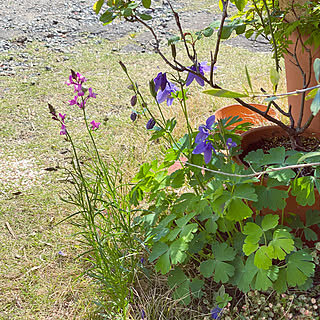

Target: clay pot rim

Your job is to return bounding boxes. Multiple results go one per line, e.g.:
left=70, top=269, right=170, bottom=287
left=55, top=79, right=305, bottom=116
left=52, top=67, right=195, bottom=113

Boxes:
left=234, top=125, right=320, bottom=166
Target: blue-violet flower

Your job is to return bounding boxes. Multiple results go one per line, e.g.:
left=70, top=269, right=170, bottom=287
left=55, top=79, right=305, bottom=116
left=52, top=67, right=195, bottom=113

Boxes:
left=226, top=138, right=237, bottom=149
left=195, top=115, right=216, bottom=143
left=156, top=82, right=178, bottom=106
left=193, top=139, right=215, bottom=164
left=211, top=306, right=222, bottom=319
left=186, top=61, right=214, bottom=87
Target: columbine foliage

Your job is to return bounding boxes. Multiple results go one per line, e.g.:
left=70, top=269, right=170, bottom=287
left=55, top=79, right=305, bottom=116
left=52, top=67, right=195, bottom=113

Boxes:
left=92, top=0, right=320, bottom=315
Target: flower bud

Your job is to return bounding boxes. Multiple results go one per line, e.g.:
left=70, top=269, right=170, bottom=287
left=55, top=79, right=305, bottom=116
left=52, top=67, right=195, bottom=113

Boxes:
left=171, top=44, right=177, bottom=59
left=119, top=60, right=127, bottom=73
left=149, top=79, right=157, bottom=97
left=131, top=95, right=137, bottom=106
left=146, top=118, right=156, bottom=129
left=130, top=111, right=137, bottom=122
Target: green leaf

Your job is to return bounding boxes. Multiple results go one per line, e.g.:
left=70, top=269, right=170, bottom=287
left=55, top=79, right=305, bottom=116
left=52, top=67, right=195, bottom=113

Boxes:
left=168, top=268, right=191, bottom=305
left=311, top=88, right=320, bottom=116
left=243, top=242, right=259, bottom=256
left=139, top=13, right=152, bottom=20
left=270, top=68, right=280, bottom=89
left=203, top=27, right=214, bottom=37
left=233, top=0, right=247, bottom=11
left=305, top=209, right=320, bottom=227
left=214, top=261, right=236, bottom=283
left=243, top=222, right=263, bottom=244
left=205, top=218, right=218, bottom=234
left=173, top=280, right=191, bottom=305
left=175, top=211, right=198, bottom=228
left=233, top=184, right=258, bottom=201
left=93, top=0, right=104, bottom=14
left=287, top=251, right=315, bottom=287
left=268, top=229, right=294, bottom=260
left=226, top=198, right=253, bottom=221
left=291, top=177, right=315, bottom=206
left=142, top=0, right=151, bottom=9
left=273, top=268, right=288, bottom=293
left=304, top=228, right=318, bottom=241
left=168, top=267, right=188, bottom=288
left=180, top=223, right=198, bottom=242
left=254, top=246, right=273, bottom=269
left=314, top=58, right=320, bottom=82
left=123, top=8, right=132, bottom=17
left=213, top=242, right=236, bottom=261
left=245, top=65, right=253, bottom=93
left=254, top=267, right=278, bottom=291
left=168, top=36, right=180, bottom=45
left=200, top=259, right=215, bottom=278
left=261, top=214, right=279, bottom=231
left=155, top=251, right=171, bottom=274
left=254, top=185, right=288, bottom=211
left=200, top=243, right=236, bottom=282
left=170, top=239, right=188, bottom=264
left=149, top=242, right=168, bottom=262
left=298, top=151, right=320, bottom=163
left=203, top=88, right=248, bottom=98
left=170, top=170, right=185, bottom=188
left=237, top=255, right=258, bottom=292
left=99, top=11, right=114, bottom=24
left=190, top=278, right=204, bottom=298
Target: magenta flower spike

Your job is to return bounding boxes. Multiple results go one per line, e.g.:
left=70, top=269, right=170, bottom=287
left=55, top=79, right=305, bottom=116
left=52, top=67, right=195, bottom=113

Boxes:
left=91, top=120, right=101, bottom=131
left=69, top=96, right=78, bottom=106
left=59, top=113, right=66, bottom=123
left=60, top=123, right=67, bottom=135
left=88, top=88, right=97, bottom=98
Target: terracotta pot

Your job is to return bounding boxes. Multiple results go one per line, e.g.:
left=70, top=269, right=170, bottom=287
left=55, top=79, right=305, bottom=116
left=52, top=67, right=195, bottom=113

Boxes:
left=214, top=104, right=277, bottom=131
left=284, top=31, right=320, bottom=134
left=235, top=126, right=320, bottom=242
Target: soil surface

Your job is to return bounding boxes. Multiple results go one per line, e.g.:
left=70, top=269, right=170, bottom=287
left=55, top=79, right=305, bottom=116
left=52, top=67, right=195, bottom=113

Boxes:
left=0, top=0, right=271, bottom=55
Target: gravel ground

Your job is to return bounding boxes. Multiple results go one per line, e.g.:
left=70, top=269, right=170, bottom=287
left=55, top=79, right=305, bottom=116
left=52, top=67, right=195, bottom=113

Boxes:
left=0, top=0, right=271, bottom=76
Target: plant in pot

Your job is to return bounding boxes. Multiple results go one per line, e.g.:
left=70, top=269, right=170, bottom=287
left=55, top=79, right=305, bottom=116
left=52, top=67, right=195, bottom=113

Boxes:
left=93, top=0, right=320, bottom=311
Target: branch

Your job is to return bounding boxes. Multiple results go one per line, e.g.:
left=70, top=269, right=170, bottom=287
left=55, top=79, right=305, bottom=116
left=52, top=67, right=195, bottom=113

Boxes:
left=185, top=161, right=320, bottom=178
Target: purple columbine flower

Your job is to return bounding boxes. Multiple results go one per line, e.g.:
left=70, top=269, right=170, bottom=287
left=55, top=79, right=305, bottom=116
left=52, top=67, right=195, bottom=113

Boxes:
left=186, top=62, right=214, bottom=87
left=141, top=309, right=146, bottom=320
left=130, top=111, right=138, bottom=122
left=156, top=82, right=178, bottom=106
left=195, top=115, right=216, bottom=143
left=140, top=257, right=145, bottom=264
left=226, top=138, right=237, bottom=149
left=146, top=118, right=156, bottom=130
left=193, top=139, right=216, bottom=164
left=91, top=120, right=100, bottom=131
left=154, top=72, right=168, bottom=92
left=88, top=87, right=97, bottom=99
left=60, top=123, right=67, bottom=135
left=211, top=306, right=222, bottom=319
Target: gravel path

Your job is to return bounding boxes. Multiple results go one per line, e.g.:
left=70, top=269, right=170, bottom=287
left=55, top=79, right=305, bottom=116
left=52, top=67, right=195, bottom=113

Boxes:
left=0, top=0, right=214, bottom=51
left=0, top=0, right=271, bottom=76
left=1, top=0, right=271, bottom=51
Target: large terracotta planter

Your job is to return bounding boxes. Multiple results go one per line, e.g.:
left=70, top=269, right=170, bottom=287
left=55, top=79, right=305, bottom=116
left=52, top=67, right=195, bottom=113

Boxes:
left=283, top=31, right=320, bottom=134
left=214, top=104, right=277, bottom=131
left=235, top=126, right=320, bottom=241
